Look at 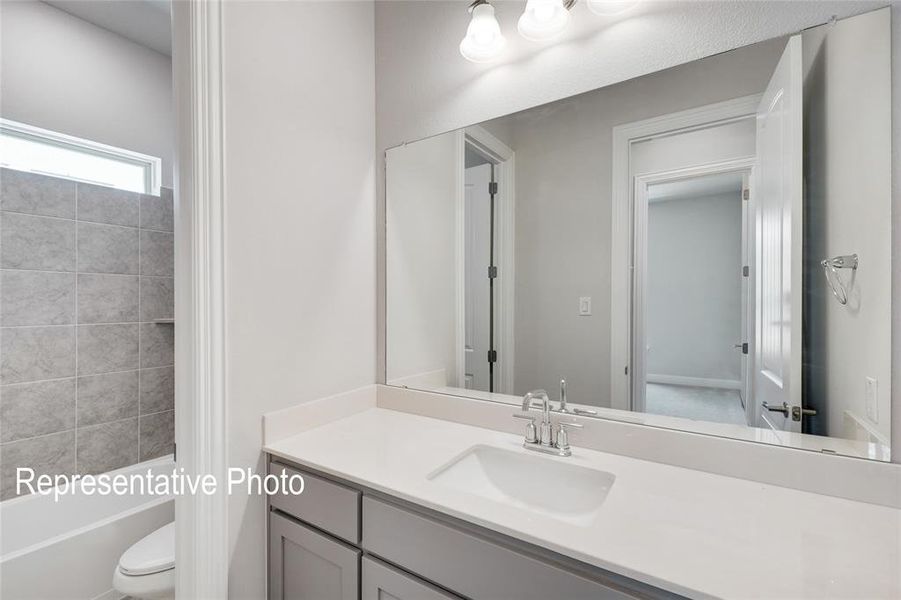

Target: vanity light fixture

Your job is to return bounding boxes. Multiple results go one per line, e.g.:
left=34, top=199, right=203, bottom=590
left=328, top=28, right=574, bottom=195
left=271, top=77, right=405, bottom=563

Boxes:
left=459, top=0, right=507, bottom=63
left=517, top=0, right=575, bottom=42
left=585, top=0, right=639, bottom=16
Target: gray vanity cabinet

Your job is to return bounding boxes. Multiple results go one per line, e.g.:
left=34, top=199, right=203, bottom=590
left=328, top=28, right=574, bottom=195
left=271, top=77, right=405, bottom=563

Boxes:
left=268, top=458, right=677, bottom=600
left=269, top=511, right=360, bottom=600
left=362, top=556, right=460, bottom=600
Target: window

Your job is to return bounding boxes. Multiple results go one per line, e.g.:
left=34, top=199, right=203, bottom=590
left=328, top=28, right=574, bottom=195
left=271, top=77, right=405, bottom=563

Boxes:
left=0, top=119, right=161, bottom=195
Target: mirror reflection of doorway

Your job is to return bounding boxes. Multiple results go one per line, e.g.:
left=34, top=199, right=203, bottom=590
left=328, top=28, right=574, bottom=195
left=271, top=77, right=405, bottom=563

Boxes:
left=641, top=171, right=750, bottom=426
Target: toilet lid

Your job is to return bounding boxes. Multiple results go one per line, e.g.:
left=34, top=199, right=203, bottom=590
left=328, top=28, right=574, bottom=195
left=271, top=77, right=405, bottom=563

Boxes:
left=119, top=522, right=175, bottom=576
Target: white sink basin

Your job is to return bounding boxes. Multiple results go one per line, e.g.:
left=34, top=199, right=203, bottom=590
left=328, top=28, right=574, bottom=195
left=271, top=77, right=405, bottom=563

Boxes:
left=427, top=444, right=615, bottom=525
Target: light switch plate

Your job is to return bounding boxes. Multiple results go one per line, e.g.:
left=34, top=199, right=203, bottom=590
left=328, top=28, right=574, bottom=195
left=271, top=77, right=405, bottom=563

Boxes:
left=865, top=377, right=878, bottom=423
left=579, top=297, right=592, bottom=316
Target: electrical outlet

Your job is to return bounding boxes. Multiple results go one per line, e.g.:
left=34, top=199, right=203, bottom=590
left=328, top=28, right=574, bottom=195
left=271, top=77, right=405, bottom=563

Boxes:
left=579, top=296, right=592, bottom=316
left=865, top=377, right=878, bottom=423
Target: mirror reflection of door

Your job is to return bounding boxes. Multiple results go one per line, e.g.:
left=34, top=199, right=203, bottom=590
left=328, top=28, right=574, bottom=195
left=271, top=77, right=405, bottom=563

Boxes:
left=464, top=159, right=494, bottom=390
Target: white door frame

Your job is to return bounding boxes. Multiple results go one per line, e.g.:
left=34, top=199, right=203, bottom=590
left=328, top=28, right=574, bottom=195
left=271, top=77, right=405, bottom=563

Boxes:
left=609, top=94, right=762, bottom=411
left=631, top=158, right=756, bottom=414
left=455, top=125, right=516, bottom=394
left=172, top=1, right=229, bottom=597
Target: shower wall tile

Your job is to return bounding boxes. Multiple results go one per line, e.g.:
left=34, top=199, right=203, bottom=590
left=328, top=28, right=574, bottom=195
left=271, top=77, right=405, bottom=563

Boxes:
left=77, top=324, right=139, bottom=375
left=0, top=378, right=76, bottom=443
left=77, top=371, right=139, bottom=427
left=0, top=212, right=76, bottom=271
left=77, top=274, right=139, bottom=323
left=1, top=270, right=76, bottom=326
left=0, top=168, right=76, bottom=219
left=77, top=222, right=139, bottom=274
left=77, top=418, right=139, bottom=475
left=140, top=277, right=174, bottom=321
left=139, top=323, right=174, bottom=368
left=140, top=187, right=174, bottom=232
left=0, top=430, right=76, bottom=500
left=77, top=183, right=139, bottom=227
left=140, top=367, right=174, bottom=415
left=139, top=230, right=174, bottom=277
left=1, top=326, right=76, bottom=384
left=139, top=410, right=174, bottom=461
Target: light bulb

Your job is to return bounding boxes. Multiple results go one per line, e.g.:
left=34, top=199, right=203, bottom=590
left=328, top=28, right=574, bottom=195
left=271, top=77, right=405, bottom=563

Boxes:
left=517, top=0, right=571, bottom=42
left=586, top=0, right=639, bottom=16
left=460, top=3, right=507, bottom=63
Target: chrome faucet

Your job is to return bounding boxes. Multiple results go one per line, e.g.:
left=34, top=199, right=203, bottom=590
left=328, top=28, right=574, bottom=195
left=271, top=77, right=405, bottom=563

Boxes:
left=514, top=389, right=583, bottom=456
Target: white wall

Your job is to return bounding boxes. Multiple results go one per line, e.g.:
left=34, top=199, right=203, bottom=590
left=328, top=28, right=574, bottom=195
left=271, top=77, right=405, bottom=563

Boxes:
left=647, top=192, right=743, bottom=382
left=803, top=9, right=892, bottom=442
left=386, top=132, right=459, bottom=386
left=0, top=0, right=174, bottom=186
left=220, top=2, right=376, bottom=597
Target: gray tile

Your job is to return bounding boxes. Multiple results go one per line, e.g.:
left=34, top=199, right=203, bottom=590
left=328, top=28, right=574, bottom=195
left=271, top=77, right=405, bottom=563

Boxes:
left=77, top=324, right=139, bottom=375
left=140, top=187, right=173, bottom=232
left=1, top=212, right=76, bottom=271
left=139, top=277, right=174, bottom=321
left=140, top=367, right=174, bottom=415
left=1, top=326, right=75, bottom=384
left=139, top=323, right=174, bottom=368
left=77, top=371, right=139, bottom=427
left=77, top=274, right=139, bottom=324
left=77, top=418, right=138, bottom=475
left=77, top=182, right=140, bottom=227
left=0, top=431, right=76, bottom=500
left=0, top=168, right=76, bottom=219
left=1, top=270, right=75, bottom=326
left=139, top=230, right=173, bottom=277
left=139, top=410, right=174, bottom=461
left=77, top=222, right=138, bottom=274
left=0, top=379, right=76, bottom=443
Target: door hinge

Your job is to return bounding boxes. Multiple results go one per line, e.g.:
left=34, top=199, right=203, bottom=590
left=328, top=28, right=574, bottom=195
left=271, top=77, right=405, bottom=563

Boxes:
left=742, top=189, right=750, bottom=201
left=741, top=342, right=748, bottom=355
left=488, top=350, right=497, bottom=363
left=488, top=265, right=497, bottom=279
left=624, top=365, right=629, bottom=376
left=488, top=182, right=498, bottom=195
left=742, top=265, right=749, bottom=277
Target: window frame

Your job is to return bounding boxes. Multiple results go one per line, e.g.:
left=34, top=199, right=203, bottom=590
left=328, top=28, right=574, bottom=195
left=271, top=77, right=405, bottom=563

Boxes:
left=0, top=118, right=162, bottom=195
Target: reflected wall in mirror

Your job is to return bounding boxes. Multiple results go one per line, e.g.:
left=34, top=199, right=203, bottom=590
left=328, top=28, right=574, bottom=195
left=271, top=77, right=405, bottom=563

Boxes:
left=385, top=8, right=892, bottom=461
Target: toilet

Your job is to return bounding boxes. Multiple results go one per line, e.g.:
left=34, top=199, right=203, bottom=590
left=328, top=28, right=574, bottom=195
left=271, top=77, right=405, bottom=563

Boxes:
left=112, top=522, right=175, bottom=600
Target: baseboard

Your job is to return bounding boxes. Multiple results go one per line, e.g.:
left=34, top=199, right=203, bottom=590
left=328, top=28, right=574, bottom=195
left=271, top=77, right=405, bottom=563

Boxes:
left=647, top=374, right=741, bottom=390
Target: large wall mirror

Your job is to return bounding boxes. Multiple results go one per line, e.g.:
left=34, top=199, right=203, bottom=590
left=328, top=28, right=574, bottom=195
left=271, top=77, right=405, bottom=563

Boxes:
left=385, top=8, right=892, bottom=461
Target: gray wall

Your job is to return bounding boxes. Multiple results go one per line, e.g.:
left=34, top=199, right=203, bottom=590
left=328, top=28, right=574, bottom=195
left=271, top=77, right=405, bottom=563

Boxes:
left=647, top=193, right=742, bottom=382
left=0, top=168, right=174, bottom=500
left=0, top=0, right=174, bottom=186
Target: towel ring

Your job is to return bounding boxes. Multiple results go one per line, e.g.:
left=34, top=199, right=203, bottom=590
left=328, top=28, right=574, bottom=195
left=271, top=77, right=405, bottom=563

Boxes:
left=820, top=254, right=858, bottom=305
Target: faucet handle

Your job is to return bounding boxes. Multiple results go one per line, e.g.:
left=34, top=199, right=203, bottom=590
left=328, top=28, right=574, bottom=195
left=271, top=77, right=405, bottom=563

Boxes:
left=512, top=413, right=538, bottom=443
left=555, top=421, right=582, bottom=452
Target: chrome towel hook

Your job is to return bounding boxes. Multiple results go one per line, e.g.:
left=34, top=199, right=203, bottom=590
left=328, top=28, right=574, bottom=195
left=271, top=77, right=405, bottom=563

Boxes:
left=821, top=254, right=858, bottom=305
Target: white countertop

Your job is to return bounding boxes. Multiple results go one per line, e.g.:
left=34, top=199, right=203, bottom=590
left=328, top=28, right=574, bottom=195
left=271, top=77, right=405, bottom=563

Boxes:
left=265, top=408, right=901, bottom=599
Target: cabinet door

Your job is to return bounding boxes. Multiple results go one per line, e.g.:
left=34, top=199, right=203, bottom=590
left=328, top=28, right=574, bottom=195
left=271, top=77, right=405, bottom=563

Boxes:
left=269, top=511, right=360, bottom=600
left=362, top=556, right=460, bottom=600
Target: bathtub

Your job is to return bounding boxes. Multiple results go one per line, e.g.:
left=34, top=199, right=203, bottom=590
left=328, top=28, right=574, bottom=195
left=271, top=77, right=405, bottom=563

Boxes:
left=1, top=456, right=175, bottom=600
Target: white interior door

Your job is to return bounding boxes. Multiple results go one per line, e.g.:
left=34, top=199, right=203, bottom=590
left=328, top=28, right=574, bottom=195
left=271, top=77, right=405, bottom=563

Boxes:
left=464, top=164, right=492, bottom=390
left=754, top=36, right=803, bottom=433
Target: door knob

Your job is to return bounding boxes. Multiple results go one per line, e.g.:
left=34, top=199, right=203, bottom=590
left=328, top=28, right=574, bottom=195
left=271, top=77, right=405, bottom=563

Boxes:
left=761, top=401, right=790, bottom=417
left=791, top=406, right=817, bottom=421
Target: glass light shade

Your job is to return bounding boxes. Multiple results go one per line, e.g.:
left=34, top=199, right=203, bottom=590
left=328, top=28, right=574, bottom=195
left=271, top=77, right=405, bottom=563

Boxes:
left=586, top=0, right=639, bottom=16
left=460, top=3, right=507, bottom=63
left=517, top=0, right=572, bottom=42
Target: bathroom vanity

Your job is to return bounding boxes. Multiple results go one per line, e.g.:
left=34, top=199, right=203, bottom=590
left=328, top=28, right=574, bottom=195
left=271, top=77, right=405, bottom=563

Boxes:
left=264, top=397, right=901, bottom=600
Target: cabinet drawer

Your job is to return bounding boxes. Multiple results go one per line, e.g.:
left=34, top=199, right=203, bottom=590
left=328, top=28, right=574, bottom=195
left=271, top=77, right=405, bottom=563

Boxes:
left=362, top=555, right=461, bottom=600
left=363, top=497, right=658, bottom=600
left=269, top=461, right=361, bottom=544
